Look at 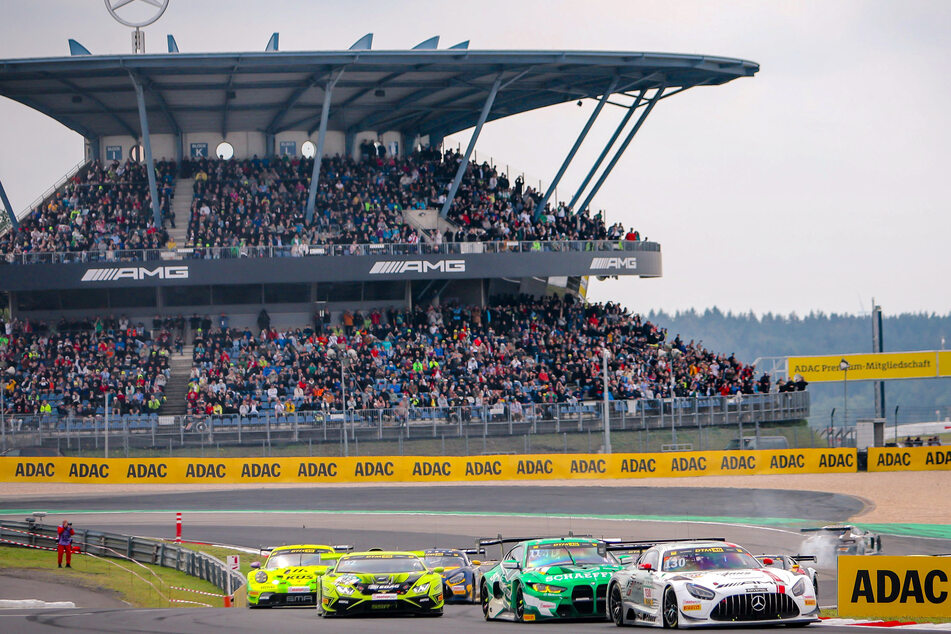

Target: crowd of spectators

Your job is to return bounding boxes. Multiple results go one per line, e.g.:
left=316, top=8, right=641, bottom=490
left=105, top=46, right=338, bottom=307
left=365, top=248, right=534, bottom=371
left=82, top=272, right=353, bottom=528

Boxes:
left=182, top=148, right=640, bottom=251
left=1, top=316, right=173, bottom=420
left=0, top=159, right=175, bottom=256
left=185, top=295, right=786, bottom=418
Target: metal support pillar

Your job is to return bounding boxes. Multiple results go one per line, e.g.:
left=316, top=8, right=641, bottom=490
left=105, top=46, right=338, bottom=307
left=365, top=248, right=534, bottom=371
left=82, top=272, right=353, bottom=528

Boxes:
left=0, top=176, right=17, bottom=231
left=568, top=91, right=643, bottom=211
left=174, top=133, right=183, bottom=165
left=534, top=78, right=617, bottom=219
left=440, top=75, right=503, bottom=218
left=131, top=77, right=162, bottom=227
left=264, top=133, right=275, bottom=157
left=345, top=131, right=356, bottom=160
left=872, top=302, right=886, bottom=418
left=306, top=72, right=342, bottom=224
left=578, top=87, right=664, bottom=213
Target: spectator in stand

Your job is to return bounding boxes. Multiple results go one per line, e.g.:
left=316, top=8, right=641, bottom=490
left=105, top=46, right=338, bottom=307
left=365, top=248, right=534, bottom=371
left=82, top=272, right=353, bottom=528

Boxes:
left=0, top=317, right=170, bottom=419
left=184, top=296, right=777, bottom=418
left=0, top=159, right=175, bottom=256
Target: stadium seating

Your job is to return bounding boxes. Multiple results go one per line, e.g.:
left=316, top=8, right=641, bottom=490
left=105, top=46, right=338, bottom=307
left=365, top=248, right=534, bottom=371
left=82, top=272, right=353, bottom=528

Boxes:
left=0, top=316, right=173, bottom=418
left=184, top=296, right=780, bottom=418
left=0, top=159, right=175, bottom=255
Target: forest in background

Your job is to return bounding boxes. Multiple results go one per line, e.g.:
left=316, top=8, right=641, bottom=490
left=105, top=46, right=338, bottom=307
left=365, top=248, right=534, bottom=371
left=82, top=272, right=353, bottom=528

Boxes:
left=646, top=309, right=951, bottom=428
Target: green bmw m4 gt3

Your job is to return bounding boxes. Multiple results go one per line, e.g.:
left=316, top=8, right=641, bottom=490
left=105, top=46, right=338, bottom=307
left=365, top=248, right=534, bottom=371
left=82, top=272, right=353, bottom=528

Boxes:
left=480, top=536, right=623, bottom=622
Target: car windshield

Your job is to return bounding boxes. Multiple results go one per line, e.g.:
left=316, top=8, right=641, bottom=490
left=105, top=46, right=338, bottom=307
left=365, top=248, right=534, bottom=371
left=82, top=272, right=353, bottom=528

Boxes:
left=526, top=542, right=613, bottom=568
left=335, top=555, right=426, bottom=574
left=424, top=555, right=466, bottom=568
left=265, top=550, right=331, bottom=569
left=663, top=546, right=760, bottom=572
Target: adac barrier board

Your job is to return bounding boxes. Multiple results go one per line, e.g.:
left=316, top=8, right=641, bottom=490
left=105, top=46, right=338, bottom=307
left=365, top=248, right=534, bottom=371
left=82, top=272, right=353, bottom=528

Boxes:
left=0, top=448, right=856, bottom=484
left=788, top=352, right=940, bottom=383
left=867, top=446, right=951, bottom=472
left=838, top=556, right=951, bottom=618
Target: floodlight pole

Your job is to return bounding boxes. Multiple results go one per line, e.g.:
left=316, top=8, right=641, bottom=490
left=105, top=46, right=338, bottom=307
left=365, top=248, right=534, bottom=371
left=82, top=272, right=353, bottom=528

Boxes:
left=130, top=76, right=162, bottom=228
left=440, top=75, right=504, bottom=218
left=578, top=87, right=665, bottom=213
left=340, top=359, right=348, bottom=457
left=104, top=391, right=110, bottom=459
left=568, top=92, right=642, bottom=211
left=0, top=176, right=17, bottom=231
left=534, top=77, right=618, bottom=220
left=306, top=71, right=343, bottom=224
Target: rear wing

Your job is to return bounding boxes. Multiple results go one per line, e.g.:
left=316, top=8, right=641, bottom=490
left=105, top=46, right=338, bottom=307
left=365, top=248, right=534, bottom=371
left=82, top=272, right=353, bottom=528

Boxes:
left=801, top=526, right=851, bottom=533
left=792, top=555, right=817, bottom=563
left=478, top=533, right=595, bottom=559
left=605, top=538, right=726, bottom=553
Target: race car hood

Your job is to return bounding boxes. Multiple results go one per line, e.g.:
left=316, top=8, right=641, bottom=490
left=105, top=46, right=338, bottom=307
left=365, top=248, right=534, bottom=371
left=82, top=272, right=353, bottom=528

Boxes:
left=524, top=563, right=621, bottom=583
left=251, top=565, right=328, bottom=583
left=329, top=572, right=430, bottom=594
left=664, top=568, right=797, bottom=591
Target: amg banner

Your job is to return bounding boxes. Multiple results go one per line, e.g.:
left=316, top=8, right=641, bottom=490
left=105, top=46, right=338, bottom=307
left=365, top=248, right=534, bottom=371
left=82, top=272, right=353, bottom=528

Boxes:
left=0, top=250, right=663, bottom=291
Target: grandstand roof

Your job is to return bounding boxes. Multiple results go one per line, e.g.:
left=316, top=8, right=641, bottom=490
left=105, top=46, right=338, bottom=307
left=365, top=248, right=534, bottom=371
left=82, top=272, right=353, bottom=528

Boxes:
left=0, top=49, right=758, bottom=139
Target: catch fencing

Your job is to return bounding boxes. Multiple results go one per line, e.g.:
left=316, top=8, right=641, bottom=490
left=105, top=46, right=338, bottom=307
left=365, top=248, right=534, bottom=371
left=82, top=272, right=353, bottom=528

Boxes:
left=1, top=391, right=810, bottom=454
left=0, top=519, right=243, bottom=598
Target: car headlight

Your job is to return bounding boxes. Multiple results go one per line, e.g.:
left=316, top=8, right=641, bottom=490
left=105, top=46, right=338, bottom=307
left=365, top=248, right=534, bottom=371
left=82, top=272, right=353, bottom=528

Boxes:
left=530, top=583, right=567, bottom=594
left=791, top=578, right=806, bottom=596
left=411, top=582, right=430, bottom=594
left=336, top=585, right=355, bottom=595
left=686, top=583, right=716, bottom=600
left=447, top=572, right=466, bottom=584
left=254, top=570, right=268, bottom=584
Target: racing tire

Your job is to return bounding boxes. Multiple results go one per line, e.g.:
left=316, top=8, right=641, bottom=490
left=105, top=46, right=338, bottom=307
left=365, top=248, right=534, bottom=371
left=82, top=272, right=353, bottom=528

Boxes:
left=513, top=584, right=526, bottom=623
left=481, top=580, right=491, bottom=620
left=813, top=575, right=819, bottom=597
left=608, top=582, right=625, bottom=626
left=662, top=586, right=679, bottom=629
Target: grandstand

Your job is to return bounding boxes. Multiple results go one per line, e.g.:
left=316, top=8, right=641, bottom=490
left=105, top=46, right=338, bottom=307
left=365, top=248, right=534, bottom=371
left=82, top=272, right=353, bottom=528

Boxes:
left=0, top=38, right=809, bottom=451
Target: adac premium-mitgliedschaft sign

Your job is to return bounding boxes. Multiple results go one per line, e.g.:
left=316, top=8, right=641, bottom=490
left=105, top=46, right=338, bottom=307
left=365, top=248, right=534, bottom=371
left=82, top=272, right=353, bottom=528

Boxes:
left=788, top=351, right=949, bottom=383
left=838, top=556, right=951, bottom=618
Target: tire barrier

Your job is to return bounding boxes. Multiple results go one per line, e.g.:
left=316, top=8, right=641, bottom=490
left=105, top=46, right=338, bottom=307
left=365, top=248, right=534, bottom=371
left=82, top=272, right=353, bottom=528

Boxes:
left=0, top=448, right=857, bottom=484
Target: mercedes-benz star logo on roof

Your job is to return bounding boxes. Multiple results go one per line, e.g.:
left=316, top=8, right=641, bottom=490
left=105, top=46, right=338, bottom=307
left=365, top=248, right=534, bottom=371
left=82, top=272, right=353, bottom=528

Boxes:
left=750, top=595, right=766, bottom=612
left=104, top=0, right=170, bottom=28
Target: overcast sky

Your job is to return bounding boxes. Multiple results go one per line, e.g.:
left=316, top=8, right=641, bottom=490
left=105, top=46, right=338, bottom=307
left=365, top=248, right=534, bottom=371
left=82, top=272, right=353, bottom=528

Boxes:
left=1, top=0, right=948, bottom=317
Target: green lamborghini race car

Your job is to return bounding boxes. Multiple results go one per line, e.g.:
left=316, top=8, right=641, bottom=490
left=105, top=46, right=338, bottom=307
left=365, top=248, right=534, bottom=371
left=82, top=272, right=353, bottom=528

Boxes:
left=247, top=544, right=347, bottom=608
left=318, top=551, right=445, bottom=617
left=479, top=536, right=623, bottom=622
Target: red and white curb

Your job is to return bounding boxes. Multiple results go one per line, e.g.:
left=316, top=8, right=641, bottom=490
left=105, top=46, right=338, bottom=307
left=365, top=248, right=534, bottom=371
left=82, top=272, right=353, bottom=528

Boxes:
left=820, top=618, right=951, bottom=629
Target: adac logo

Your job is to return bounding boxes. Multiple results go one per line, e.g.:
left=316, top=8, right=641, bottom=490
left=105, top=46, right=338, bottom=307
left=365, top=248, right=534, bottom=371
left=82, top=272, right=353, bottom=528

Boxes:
left=369, top=260, right=465, bottom=275
left=81, top=266, right=189, bottom=282
left=590, top=257, right=637, bottom=270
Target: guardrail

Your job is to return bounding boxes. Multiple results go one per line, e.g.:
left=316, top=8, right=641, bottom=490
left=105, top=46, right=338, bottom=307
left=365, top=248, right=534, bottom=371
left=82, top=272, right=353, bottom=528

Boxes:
left=1, top=238, right=658, bottom=266
left=1, top=391, right=810, bottom=454
left=0, top=519, right=243, bottom=597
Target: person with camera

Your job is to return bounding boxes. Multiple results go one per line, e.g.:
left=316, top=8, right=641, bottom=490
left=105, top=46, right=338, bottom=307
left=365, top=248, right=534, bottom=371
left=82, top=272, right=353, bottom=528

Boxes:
left=56, top=520, right=74, bottom=568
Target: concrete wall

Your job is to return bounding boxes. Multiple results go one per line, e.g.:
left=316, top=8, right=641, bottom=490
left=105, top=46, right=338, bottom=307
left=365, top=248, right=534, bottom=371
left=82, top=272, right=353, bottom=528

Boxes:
left=96, top=129, right=407, bottom=163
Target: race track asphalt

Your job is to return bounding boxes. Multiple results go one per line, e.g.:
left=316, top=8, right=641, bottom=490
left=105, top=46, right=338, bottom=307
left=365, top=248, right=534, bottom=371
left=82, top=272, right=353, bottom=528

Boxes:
left=1, top=485, right=949, bottom=633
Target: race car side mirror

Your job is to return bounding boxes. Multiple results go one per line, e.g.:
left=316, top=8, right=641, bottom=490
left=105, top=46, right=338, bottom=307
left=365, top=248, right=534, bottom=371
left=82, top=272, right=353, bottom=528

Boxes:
left=250, top=562, right=261, bottom=569
left=471, top=560, right=482, bottom=565
left=501, top=560, right=520, bottom=570
left=618, top=555, right=633, bottom=565
left=762, top=558, right=773, bottom=565
left=638, top=563, right=653, bottom=571
left=432, top=567, right=445, bottom=573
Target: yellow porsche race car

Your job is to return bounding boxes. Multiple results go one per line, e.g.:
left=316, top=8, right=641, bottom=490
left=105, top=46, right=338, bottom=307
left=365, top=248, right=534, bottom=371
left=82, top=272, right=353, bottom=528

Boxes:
left=247, top=544, right=349, bottom=608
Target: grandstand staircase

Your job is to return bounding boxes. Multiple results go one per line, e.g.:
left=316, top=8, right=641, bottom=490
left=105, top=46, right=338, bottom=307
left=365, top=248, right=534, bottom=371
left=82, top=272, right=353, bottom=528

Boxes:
left=403, top=208, right=458, bottom=242
left=161, top=344, right=193, bottom=416
left=167, top=178, right=194, bottom=246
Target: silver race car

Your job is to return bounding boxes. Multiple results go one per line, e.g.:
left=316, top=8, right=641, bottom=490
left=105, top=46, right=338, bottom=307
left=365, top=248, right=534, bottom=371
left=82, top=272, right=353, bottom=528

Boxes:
left=800, top=525, right=882, bottom=556
left=606, top=540, right=819, bottom=628
left=757, top=554, right=818, bottom=596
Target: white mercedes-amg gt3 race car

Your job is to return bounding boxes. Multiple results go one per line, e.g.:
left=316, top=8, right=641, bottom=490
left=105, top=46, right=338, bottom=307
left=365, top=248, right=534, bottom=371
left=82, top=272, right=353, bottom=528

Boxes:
left=606, top=540, right=820, bottom=628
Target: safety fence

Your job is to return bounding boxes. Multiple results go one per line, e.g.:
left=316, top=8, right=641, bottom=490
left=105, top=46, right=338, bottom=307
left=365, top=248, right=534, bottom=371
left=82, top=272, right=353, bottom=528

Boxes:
left=1, top=391, right=810, bottom=454
left=0, top=518, right=243, bottom=605
left=1, top=238, right=659, bottom=266
left=0, top=448, right=857, bottom=484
